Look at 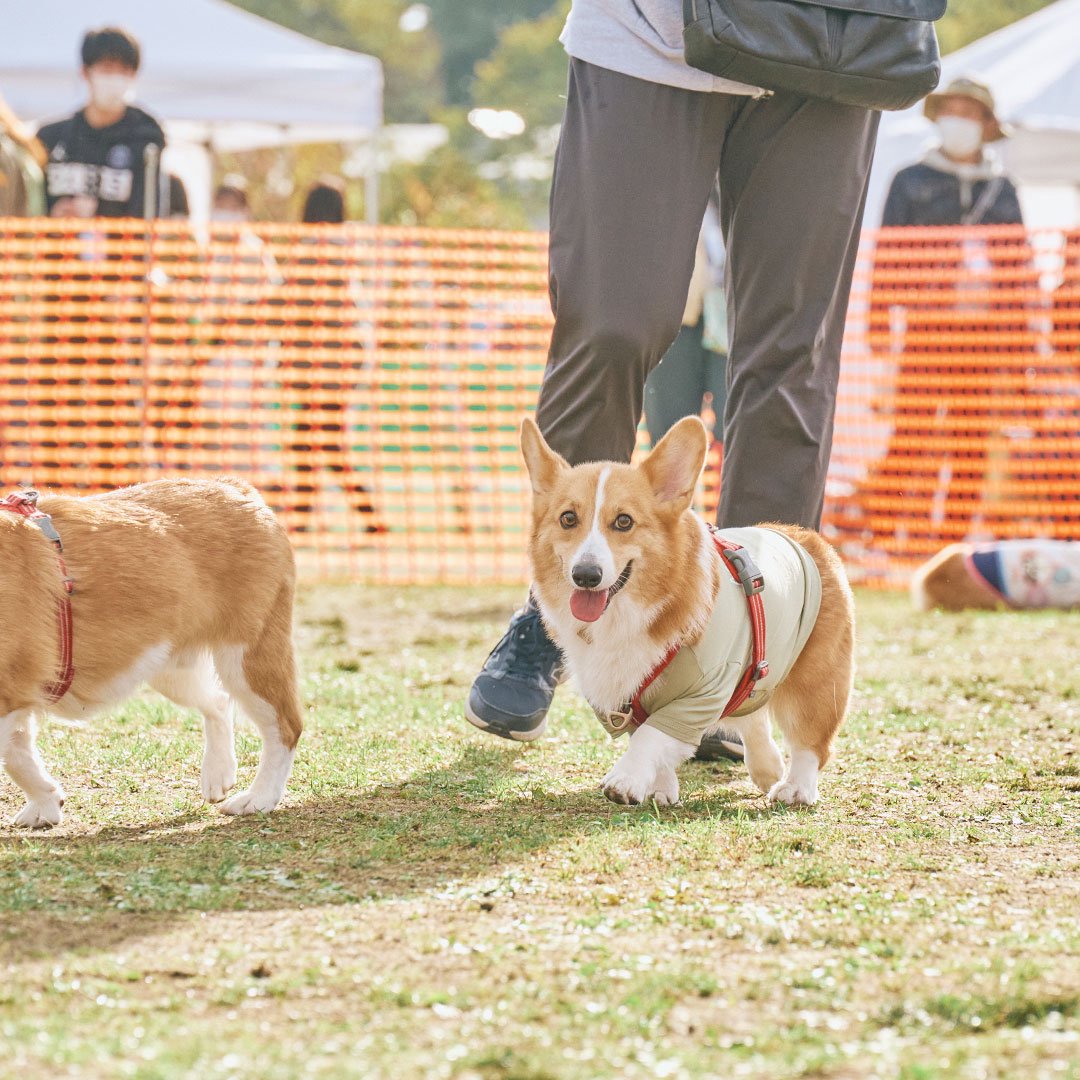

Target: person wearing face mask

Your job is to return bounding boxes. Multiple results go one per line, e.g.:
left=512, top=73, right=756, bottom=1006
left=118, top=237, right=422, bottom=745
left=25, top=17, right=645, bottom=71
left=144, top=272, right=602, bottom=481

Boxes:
left=881, top=77, right=1022, bottom=228
left=846, top=78, right=1040, bottom=567
left=201, top=174, right=283, bottom=482
left=36, top=26, right=165, bottom=219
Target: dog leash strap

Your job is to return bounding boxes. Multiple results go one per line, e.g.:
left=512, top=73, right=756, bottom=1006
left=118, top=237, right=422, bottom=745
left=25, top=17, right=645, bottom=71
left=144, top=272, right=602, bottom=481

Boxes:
left=0, top=490, right=76, bottom=702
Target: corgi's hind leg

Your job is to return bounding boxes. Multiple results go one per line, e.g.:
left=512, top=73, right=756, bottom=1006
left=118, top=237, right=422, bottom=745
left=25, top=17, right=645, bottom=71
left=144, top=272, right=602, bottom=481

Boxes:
left=212, top=589, right=303, bottom=816
left=766, top=660, right=852, bottom=808
left=721, top=710, right=784, bottom=795
left=150, top=652, right=236, bottom=804
left=766, top=534, right=856, bottom=808
left=2, top=710, right=65, bottom=828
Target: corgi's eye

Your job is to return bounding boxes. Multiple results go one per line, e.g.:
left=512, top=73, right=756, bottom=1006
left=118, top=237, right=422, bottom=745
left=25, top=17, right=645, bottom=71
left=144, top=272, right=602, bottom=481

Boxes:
left=613, top=513, right=634, bottom=532
left=559, top=510, right=578, bottom=529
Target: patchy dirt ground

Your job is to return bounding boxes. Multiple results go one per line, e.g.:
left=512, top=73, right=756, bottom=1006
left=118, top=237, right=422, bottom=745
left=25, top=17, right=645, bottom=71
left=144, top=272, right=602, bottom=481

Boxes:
left=1, top=586, right=1078, bottom=1079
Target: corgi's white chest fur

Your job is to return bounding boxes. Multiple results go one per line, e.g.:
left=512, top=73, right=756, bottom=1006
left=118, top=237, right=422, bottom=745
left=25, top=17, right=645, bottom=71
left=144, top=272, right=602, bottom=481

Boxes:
left=543, top=597, right=674, bottom=715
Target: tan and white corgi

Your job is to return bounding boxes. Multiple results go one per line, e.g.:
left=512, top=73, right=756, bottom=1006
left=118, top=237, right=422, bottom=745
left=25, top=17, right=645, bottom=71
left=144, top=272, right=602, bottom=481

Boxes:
left=0, top=478, right=302, bottom=828
left=520, top=416, right=855, bottom=808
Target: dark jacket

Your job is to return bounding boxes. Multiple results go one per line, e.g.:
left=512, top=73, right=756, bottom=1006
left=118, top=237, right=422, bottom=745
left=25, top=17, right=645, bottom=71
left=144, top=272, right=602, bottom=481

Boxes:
left=882, top=158, right=1023, bottom=228
left=37, top=106, right=165, bottom=218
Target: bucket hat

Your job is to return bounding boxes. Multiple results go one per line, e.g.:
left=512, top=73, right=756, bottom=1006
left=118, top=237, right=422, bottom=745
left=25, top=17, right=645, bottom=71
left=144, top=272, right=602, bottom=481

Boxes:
left=924, top=76, right=1008, bottom=142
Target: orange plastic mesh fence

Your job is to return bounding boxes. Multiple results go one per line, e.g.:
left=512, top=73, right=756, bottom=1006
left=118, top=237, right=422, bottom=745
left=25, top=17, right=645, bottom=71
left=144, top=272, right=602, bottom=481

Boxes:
left=830, top=225, right=1079, bottom=587
left=1, top=219, right=1077, bottom=587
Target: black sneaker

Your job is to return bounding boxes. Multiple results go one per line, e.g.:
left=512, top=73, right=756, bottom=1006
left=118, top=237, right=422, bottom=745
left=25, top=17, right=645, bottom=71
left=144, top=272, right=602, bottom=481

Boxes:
left=695, top=729, right=745, bottom=762
left=465, top=596, right=564, bottom=741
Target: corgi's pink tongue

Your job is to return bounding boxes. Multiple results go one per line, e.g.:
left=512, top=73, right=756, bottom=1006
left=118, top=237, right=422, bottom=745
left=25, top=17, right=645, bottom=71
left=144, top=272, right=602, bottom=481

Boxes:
left=570, top=588, right=607, bottom=623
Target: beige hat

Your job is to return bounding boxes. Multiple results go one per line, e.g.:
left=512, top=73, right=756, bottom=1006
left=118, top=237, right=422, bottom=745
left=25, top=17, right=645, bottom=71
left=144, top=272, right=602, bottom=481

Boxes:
left=924, top=76, right=1008, bottom=142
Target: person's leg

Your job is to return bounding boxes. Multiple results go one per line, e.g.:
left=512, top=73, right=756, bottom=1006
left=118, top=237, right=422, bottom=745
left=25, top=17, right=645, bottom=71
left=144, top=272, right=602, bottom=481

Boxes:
left=467, top=60, right=735, bottom=739
left=717, top=93, right=879, bottom=529
left=644, top=319, right=710, bottom=446
left=536, top=60, right=736, bottom=466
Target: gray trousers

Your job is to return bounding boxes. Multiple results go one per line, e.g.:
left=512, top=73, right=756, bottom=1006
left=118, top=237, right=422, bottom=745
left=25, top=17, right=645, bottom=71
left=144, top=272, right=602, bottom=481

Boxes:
left=535, top=59, right=880, bottom=529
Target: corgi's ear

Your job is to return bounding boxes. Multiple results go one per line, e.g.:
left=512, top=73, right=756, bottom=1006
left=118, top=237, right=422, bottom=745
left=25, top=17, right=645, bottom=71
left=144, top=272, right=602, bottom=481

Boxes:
left=640, top=416, right=708, bottom=511
left=520, top=417, right=569, bottom=495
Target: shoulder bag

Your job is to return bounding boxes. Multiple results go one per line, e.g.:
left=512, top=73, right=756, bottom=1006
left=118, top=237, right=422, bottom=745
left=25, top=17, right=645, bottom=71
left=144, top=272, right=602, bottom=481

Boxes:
left=683, top=0, right=946, bottom=111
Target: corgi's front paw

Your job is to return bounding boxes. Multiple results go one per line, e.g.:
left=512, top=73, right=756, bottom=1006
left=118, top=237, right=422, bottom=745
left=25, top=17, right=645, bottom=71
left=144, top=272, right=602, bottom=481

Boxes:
left=217, top=787, right=282, bottom=816
left=650, top=765, right=681, bottom=806
left=13, top=792, right=65, bottom=829
left=201, top=755, right=238, bottom=804
left=602, top=760, right=679, bottom=806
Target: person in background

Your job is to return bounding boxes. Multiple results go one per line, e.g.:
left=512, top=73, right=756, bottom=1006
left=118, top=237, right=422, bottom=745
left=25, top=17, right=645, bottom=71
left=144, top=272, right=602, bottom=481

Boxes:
left=858, top=77, right=1036, bottom=556
left=202, top=173, right=281, bottom=481
left=165, top=174, right=189, bottom=220
left=288, top=175, right=382, bottom=533
left=211, top=174, right=253, bottom=222
left=0, top=93, right=47, bottom=216
left=643, top=196, right=728, bottom=449
left=0, top=92, right=47, bottom=485
left=302, top=176, right=346, bottom=224
left=882, top=76, right=1022, bottom=229
left=37, top=26, right=165, bottom=219
left=31, top=29, right=164, bottom=489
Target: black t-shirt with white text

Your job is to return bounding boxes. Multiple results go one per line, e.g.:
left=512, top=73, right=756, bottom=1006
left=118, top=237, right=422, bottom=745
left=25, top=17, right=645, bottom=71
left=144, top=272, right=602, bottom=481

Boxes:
left=37, top=106, right=165, bottom=218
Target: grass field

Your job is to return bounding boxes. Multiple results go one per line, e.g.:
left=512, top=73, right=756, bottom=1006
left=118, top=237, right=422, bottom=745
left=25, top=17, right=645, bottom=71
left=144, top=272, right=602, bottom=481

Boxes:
left=2, top=585, right=1079, bottom=1080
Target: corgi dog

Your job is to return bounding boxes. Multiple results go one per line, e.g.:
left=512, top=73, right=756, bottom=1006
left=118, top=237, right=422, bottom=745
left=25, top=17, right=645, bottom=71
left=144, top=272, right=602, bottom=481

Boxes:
left=520, top=416, right=855, bottom=808
left=912, top=539, right=1080, bottom=612
left=0, top=478, right=302, bottom=828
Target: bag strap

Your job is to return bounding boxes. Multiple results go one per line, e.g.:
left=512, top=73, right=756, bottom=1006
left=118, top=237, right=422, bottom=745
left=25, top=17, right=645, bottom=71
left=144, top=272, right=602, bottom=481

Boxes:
left=962, top=176, right=1005, bottom=226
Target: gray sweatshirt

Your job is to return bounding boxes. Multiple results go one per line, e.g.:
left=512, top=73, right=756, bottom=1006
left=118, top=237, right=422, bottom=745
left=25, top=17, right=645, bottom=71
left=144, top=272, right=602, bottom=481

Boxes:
left=560, top=0, right=761, bottom=95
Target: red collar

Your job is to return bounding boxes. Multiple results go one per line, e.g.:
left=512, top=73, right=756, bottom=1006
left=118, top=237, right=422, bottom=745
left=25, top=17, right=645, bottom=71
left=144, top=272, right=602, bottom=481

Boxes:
left=0, top=491, right=76, bottom=702
left=624, top=529, right=769, bottom=730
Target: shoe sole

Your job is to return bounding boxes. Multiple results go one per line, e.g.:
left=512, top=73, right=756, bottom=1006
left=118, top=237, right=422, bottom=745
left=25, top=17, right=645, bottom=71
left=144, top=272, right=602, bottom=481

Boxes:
left=463, top=700, right=549, bottom=742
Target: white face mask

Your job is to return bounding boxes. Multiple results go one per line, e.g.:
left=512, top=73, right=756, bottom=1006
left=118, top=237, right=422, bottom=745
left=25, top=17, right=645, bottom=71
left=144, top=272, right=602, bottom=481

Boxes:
left=936, top=116, right=984, bottom=159
left=88, top=73, right=135, bottom=113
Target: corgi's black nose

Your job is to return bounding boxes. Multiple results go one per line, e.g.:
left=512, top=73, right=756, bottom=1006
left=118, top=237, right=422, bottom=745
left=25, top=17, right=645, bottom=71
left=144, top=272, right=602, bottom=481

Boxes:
left=572, top=563, right=604, bottom=589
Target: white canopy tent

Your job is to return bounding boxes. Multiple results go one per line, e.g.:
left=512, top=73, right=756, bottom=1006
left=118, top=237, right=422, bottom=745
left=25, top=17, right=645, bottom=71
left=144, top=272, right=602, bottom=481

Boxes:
left=0, top=0, right=383, bottom=220
left=867, top=0, right=1080, bottom=229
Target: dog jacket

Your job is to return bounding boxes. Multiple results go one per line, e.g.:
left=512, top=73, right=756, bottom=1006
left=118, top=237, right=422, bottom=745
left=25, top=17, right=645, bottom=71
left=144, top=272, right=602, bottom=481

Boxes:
left=600, top=527, right=822, bottom=747
left=967, top=540, right=1080, bottom=609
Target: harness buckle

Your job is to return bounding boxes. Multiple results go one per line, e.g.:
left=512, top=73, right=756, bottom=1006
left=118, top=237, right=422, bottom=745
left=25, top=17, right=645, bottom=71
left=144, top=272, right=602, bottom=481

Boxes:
left=751, top=660, right=770, bottom=682
left=723, top=545, right=765, bottom=597
left=606, top=708, right=635, bottom=733
left=33, top=512, right=63, bottom=548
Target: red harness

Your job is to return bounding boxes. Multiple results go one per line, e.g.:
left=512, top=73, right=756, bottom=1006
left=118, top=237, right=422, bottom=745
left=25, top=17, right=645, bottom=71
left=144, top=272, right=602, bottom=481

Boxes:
left=624, top=530, right=769, bottom=730
left=0, top=490, right=76, bottom=702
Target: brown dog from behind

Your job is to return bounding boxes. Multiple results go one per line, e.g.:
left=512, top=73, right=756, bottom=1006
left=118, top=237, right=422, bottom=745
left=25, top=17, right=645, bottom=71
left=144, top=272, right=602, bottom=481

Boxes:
left=0, top=477, right=301, bottom=827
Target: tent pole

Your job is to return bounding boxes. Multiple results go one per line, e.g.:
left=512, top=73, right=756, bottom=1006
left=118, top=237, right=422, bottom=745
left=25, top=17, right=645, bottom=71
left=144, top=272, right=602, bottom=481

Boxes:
left=365, top=126, right=380, bottom=226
